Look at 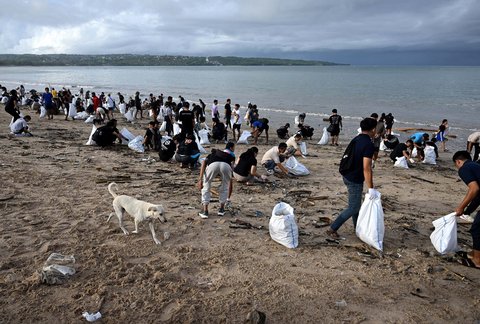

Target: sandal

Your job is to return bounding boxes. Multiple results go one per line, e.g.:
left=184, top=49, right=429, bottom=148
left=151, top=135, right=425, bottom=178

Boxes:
left=458, top=257, right=480, bottom=269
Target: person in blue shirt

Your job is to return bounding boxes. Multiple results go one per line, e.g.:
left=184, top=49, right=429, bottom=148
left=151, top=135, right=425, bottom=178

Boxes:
left=409, top=132, right=429, bottom=160
left=327, top=117, right=379, bottom=239
left=42, top=87, right=54, bottom=120
left=453, top=151, right=480, bottom=269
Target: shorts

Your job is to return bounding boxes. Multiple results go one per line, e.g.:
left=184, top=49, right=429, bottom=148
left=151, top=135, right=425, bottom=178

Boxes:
left=233, top=124, right=241, bottom=131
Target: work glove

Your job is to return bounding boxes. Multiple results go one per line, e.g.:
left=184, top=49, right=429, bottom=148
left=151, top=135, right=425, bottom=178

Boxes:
left=368, top=188, right=380, bottom=199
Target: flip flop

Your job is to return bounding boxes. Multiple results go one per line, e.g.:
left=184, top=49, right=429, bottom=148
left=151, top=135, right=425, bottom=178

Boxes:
left=458, top=257, right=480, bottom=269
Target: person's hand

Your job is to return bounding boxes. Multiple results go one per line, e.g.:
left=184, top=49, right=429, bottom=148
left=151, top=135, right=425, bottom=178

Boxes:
left=455, top=207, right=464, bottom=216
left=368, top=188, right=380, bottom=199
left=197, top=179, right=203, bottom=190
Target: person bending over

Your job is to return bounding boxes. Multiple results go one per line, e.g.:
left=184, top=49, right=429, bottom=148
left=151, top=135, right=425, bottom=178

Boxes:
left=261, top=142, right=289, bottom=175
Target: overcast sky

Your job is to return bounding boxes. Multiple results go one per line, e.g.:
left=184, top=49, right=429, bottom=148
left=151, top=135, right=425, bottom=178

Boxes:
left=1, top=0, right=479, bottom=65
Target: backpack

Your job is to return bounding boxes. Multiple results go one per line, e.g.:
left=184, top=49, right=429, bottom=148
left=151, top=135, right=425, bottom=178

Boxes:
left=339, top=137, right=357, bottom=176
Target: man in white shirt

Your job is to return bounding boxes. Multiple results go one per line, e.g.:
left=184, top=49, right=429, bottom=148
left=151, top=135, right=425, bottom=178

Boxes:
left=10, top=115, right=32, bottom=137
left=261, top=143, right=289, bottom=175
left=231, top=104, right=242, bottom=141
left=211, top=99, right=219, bottom=121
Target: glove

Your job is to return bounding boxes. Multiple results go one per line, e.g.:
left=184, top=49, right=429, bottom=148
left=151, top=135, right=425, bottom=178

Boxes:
left=368, top=188, right=380, bottom=199
left=409, top=158, right=415, bottom=164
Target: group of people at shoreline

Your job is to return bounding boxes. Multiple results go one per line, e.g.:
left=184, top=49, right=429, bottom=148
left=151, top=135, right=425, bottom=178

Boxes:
left=2, top=83, right=480, bottom=269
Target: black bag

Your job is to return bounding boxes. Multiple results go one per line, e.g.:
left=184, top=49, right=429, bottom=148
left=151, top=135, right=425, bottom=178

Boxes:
left=327, top=124, right=334, bottom=133
left=339, top=137, right=357, bottom=176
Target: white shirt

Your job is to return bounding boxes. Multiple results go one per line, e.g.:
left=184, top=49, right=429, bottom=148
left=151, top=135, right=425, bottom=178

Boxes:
left=232, top=108, right=242, bottom=125
left=211, top=104, right=219, bottom=118
left=10, top=118, right=28, bottom=133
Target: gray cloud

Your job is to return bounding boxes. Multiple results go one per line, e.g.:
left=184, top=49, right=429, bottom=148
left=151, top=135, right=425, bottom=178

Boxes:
left=1, top=0, right=480, bottom=64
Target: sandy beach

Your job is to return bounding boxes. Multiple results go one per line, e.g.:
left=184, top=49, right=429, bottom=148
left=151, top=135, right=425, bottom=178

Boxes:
left=0, top=105, right=479, bottom=323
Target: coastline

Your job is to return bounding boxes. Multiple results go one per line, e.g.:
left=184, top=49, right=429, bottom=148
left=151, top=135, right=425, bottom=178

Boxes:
left=1, top=103, right=479, bottom=322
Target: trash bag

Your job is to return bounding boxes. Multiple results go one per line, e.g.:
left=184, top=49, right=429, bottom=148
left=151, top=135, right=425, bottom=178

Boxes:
left=39, top=106, right=47, bottom=119
left=269, top=202, right=298, bottom=248
left=379, top=140, right=387, bottom=151
left=128, top=135, right=145, bottom=153
left=430, top=213, right=459, bottom=254
left=411, top=147, right=418, bottom=158
left=355, top=191, right=385, bottom=251
left=173, top=123, right=181, bottom=136
left=159, top=121, right=167, bottom=132
left=423, top=146, right=436, bottom=165
left=237, top=130, right=251, bottom=144
left=75, top=111, right=89, bottom=120
left=119, top=127, right=135, bottom=145
left=284, top=156, right=310, bottom=176
left=118, top=103, right=126, bottom=114
left=124, top=108, right=136, bottom=122
left=317, top=127, right=329, bottom=145
left=394, top=156, right=409, bottom=169
left=68, top=103, right=77, bottom=118
left=194, top=132, right=207, bottom=154
left=299, top=142, right=308, bottom=156
left=198, top=129, right=210, bottom=145
left=84, top=115, right=95, bottom=124
left=85, top=125, right=97, bottom=145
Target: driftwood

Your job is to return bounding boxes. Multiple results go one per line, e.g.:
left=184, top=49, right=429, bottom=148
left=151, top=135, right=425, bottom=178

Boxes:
left=410, top=175, right=436, bottom=184
left=0, top=195, right=14, bottom=201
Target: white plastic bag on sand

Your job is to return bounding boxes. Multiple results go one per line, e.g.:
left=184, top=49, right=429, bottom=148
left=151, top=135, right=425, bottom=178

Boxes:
left=84, top=115, right=95, bottom=124
left=317, top=127, right=329, bottom=145
left=39, top=106, right=47, bottom=119
left=423, top=146, right=436, bottom=165
left=379, top=140, right=387, bottom=151
left=237, top=130, right=251, bottom=144
left=86, top=125, right=97, bottom=146
left=194, top=133, right=207, bottom=154
left=430, top=213, right=459, bottom=254
left=1, top=97, right=7, bottom=104
left=394, top=156, right=409, bottom=169
left=198, top=129, right=210, bottom=145
left=118, top=103, right=126, bottom=114
left=284, top=156, right=310, bottom=176
left=21, top=97, right=28, bottom=105
left=299, top=142, right=308, bottom=156
left=124, top=108, right=136, bottom=122
left=269, top=202, right=298, bottom=249
left=120, top=127, right=135, bottom=145
left=82, top=311, right=102, bottom=322
left=173, top=123, right=181, bottom=136
left=356, top=192, right=385, bottom=251
left=75, top=111, right=89, bottom=120
left=411, top=147, right=418, bottom=158
left=128, top=135, right=145, bottom=153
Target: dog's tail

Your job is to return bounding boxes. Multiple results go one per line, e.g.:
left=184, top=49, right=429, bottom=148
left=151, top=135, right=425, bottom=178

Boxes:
left=108, top=182, right=118, bottom=198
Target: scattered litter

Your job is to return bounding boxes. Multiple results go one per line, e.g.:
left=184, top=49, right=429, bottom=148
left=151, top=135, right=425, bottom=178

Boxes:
left=255, top=210, right=264, bottom=217
left=163, top=232, right=170, bottom=240
left=38, top=253, right=76, bottom=285
left=335, top=300, right=347, bottom=307
left=82, top=311, right=102, bottom=322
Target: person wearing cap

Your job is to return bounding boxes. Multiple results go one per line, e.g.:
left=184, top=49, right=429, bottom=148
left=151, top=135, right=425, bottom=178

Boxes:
left=328, top=109, right=342, bottom=146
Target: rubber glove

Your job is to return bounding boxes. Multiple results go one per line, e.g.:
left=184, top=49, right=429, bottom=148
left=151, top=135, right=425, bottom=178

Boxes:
left=368, top=188, right=380, bottom=199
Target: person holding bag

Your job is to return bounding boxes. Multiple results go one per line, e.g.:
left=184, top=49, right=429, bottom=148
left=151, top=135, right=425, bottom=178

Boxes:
left=326, top=117, right=379, bottom=239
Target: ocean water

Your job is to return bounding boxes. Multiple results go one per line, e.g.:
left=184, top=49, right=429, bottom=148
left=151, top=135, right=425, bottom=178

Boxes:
left=1, top=65, right=479, bottom=145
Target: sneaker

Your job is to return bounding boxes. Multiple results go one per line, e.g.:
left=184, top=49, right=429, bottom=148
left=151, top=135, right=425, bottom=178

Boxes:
left=217, top=208, right=225, bottom=216
left=198, top=211, right=209, bottom=219
left=326, top=228, right=340, bottom=239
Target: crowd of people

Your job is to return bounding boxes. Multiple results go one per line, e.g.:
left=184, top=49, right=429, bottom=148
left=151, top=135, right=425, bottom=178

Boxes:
left=2, top=83, right=480, bottom=269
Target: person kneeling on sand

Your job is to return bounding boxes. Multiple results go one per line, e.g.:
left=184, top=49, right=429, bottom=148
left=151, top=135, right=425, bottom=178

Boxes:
left=197, top=142, right=236, bottom=219
left=452, top=150, right=480, bottom=269
left=286, top=133, right=304, bottom=157
left=9, top=115, right=32, bottom=137
left=175, top=134, right=200, bottom=169
left=233, top=147, right=267, bottom=185
left=92, top=119, right=127, bottom=147
left=261, top=143, right=289, bottom=175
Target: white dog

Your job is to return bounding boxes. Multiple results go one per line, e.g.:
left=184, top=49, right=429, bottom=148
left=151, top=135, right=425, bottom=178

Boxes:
left=107, top=182, right=166, bottom=244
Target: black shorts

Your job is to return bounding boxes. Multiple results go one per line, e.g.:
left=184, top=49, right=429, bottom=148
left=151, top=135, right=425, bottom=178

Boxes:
left=233, top=124, right=241, bottom=131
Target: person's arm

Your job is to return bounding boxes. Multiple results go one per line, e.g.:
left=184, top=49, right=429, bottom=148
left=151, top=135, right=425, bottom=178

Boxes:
left=455, top=181, right=480, bottom=216
left=339, top=117, right=343, bottom=129
left=402, top=149, right=410, bottom=159
left=276, top=162, right=289, bottom=174
left=363, top=157, right=374, bottom=189
left=197, top=160, right=207, bottom=190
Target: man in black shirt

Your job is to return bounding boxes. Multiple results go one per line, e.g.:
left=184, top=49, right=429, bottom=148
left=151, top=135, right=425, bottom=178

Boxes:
left=390, top=139, right=414, bottom=162
left=224, top=99, right=232, bottom=129
left=178, top=102, right=195, bottom=141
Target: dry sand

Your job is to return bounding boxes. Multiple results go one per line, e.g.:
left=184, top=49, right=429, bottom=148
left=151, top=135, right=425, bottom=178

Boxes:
left=0, top=106, right=479, bottom=323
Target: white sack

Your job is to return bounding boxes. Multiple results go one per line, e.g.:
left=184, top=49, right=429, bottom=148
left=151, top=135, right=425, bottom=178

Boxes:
left=21, top=97, right=28, bottom=105
left=194, top=133, right=207, bottom=154
left=379, top=140, right=387, bottom=151
left=284, top=156, right=310, bottom=176
left=75, top=111, right=89, bottom=120
left=198, top=129, right=210, bottom=145
left=237, top=130, right=251, bottom=144
left=119, top=127, right=135, bottom=145
left=356, top=192, right=385, bottom=251
left=124, top=108, right=136, bottom=122
left=128, top=135, right=145, bottom=153
left=118, top=103, right=126, bottom=114
left=411, top=147, right=418, bottom=158
left=394, top=156, right=409, bottom=169
left=422, top=146, right=437, bottom=165
left=269, top=202, right=299, bottom=249
left=159, top=121, right=167, bottom=132
left=430, top=213, right=458, bottom=254
left=84, top=115, right=95, bottom=124
left=317, top=127, right=329, bottom=145
left=68, top=103, right=77, bottom=118
left=173, top=123, right=181, bottom=136
left=39, top=106, right=47, bottom=119
left=1, top=97, right=8, bottom=104
left=299, top=142, right=308, bottom=156
left=85, top=125, right=97, bottom=146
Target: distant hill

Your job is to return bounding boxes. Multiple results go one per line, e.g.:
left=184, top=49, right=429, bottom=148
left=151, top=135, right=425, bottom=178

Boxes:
left=0, top=54, right=346, bottom=66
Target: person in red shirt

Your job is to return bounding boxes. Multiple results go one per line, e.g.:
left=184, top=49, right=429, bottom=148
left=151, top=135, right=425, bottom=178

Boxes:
left=92, top=92, right=100, bottom=112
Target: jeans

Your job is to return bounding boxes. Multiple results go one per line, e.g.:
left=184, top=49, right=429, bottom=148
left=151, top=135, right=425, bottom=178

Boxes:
left=330, top=177, right=364, bottom=231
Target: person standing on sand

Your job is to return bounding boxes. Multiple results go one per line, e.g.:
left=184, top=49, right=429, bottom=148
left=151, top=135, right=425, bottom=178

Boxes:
left=467, top=131, right=480, bottom=162
left=211, top=99, right=220, bottom=122
left=371, top=113, right=385, bottom=167
left=435, top=119, right=449, bottom=152
left=231, top=104, right=242, bottom=142
left=42, top=87, right=54, bottom=120
left=384, top=113, right=394, bottom=136
left=328, top=109, right=342, bottom=146
left=135, top=91, right=142, bottom=119
left=4, top=89, right=21, bottom=122
left=224, top=98, right=232, bottom=129
left=327, top=118, right=379, bottom=239
left=197, top=142, right=236, bottom=219
left=452, top=151, right=480, bottom=269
